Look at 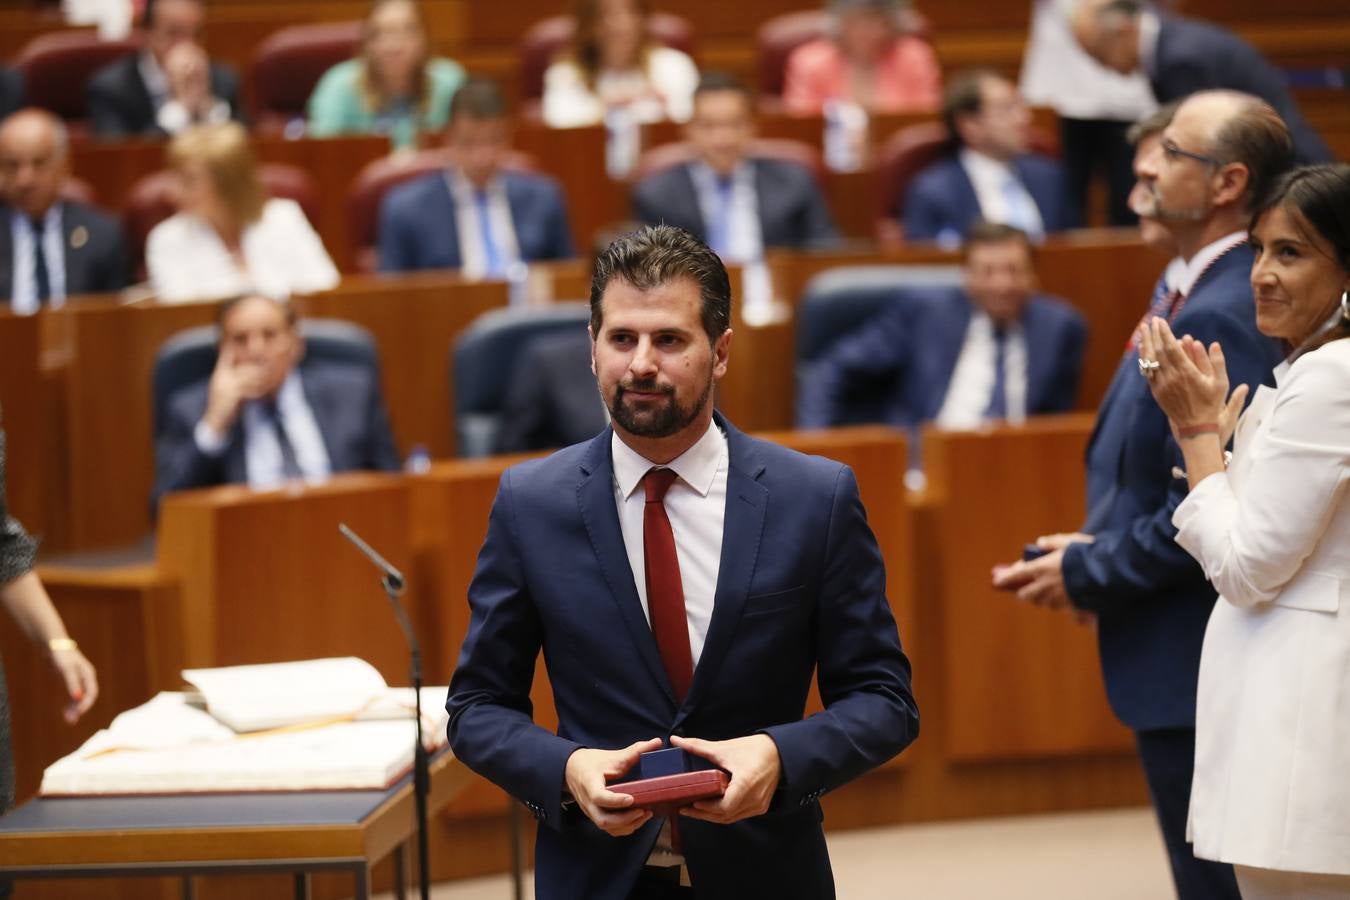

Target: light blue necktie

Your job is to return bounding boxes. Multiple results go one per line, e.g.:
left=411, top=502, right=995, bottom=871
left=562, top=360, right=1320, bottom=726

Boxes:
left=1001, top=174, right=1043, bottom=240
left=707, top=176, right=735, bottom=256
left=475, top=189, right=503, bottom=278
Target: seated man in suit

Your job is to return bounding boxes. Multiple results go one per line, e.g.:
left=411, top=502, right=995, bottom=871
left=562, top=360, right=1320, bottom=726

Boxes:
left=903, top=70, right=1072, bottom=247
left=1071, top=0, right=1334, bottom=164
left=797, top=221, right=1087, bottom=433
left=0, top=68, right=22, bottom=121
left=494, top=329, right=609, bottom=454
left=377, top=77, right=575, bottom=275
left=632, top=72, right=839, bottom=255
left=153, top=294, right=402, bottom=508
left=0, top=109, right=129, bottom=311
left=86, top=0, right=242, bottom=138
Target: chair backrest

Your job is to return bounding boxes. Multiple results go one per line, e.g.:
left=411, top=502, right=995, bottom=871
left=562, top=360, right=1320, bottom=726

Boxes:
left=250, top=21, right=363, bottom=131
left=13, top=32, right=140, bottom=125
left=347, top=148, right=539, bottom=271
left=450, top=302, right=593, bottom=457
left=125, top=163, right=321, bottom=278
left=518, top=12, right=695, bottom=101
left=633, top=137, right=825, bottom=184
left=151, top=317, right=379, bottom=437
left=796, top=265, right=964, bottom=425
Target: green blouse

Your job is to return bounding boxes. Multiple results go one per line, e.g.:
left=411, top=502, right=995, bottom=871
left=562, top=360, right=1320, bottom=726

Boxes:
left=306, top=57, right=466, bottom=150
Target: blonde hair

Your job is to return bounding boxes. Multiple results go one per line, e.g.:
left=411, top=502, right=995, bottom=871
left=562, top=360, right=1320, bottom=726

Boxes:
left=167, top=122, right=267, bottom=227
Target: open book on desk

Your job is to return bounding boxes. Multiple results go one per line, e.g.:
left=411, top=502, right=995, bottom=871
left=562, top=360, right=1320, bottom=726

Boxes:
left=182, top=656, right=393, bottom=732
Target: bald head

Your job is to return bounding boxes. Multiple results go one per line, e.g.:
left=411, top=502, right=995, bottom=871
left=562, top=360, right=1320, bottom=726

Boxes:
left=0, top=108, right=70, bottom=219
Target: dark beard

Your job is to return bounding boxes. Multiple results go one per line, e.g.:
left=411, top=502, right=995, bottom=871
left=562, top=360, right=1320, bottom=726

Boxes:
left=608, top=375, right=712, bottom=438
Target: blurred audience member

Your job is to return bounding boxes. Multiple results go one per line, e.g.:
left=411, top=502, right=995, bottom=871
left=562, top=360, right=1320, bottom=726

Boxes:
left=307, top=0, right=466, bottom=151
left=378, top=79, right=574, bottom=275
left=146, top=123, right=338, bottom=302
left=633, top=73, right=838, bottom=253
left=1, top=110, right=129, bottom=311
left=1020, top=0, right=1156, bottom=226
left=153, top=295, right=401, bottom=506
left=903, top=70, right=1071, bottom=247
left=541, top=0, right=699, bottom=128
left=0, top=69, right=23, bottom=122
left=797, top=222, right=1086, bottom=430
left=782, top=0, right=941, bottom=115
left=1071, top=0, right=1333, bottom=164
left=87, top=0, right=242, bottom=138
left=494, top=329, right=607, bottom=454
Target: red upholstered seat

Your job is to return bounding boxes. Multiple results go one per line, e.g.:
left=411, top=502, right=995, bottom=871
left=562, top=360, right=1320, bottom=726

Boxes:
left=13, top=31, right=141, bottom=128
left=249, top=21, right=364, bottom=133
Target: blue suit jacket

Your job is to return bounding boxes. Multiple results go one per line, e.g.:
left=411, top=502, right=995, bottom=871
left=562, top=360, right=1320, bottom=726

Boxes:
left=901, top=154, right=1073, bottom=245
left=796, top=287, right=1088, bottom=430
left=446, top=414, right=918, bottom=900
left=1062, top=245, right=1284, bottom=731
left=1151, top=15, right=1333, bottom=165
left=152, top=357, right=402, bottom=508
left=376, top=169, right=575, bottom=273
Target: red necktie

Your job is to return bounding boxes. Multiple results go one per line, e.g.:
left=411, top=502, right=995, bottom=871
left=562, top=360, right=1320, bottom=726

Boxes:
left=643, top=468, right=693, bottom=703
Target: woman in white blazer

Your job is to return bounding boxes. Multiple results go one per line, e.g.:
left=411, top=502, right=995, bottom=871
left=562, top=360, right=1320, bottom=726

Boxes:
left=146, top=122, right=339, bottom=303
left=1140, top=163, right=1350, bottom=899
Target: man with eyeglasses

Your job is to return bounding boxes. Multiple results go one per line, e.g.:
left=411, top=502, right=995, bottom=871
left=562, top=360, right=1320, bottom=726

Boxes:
left=1070, top=0, right=1333, bottom=165
left=992, top=90, right=1289, bottom=900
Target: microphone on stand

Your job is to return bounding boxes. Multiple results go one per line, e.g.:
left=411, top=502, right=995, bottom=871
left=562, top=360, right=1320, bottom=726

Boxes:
left=339, top=523, right=430, bottom=900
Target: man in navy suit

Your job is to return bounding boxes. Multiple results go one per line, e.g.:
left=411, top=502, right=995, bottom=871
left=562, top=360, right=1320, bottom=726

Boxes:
left=903, top=70, right=1072, bottom=247
left=632, top=72, right=838, bottom=253
left=377, top=78, right=575, bottom=275
left=797, top=222, right=1087, bottom=433
left=1072, top=0, right=1334, bottom=165
left=86, top=0, right=242, bottom=138
left=446, top=225, right=918, bottom=899
left=993, top=92, right=1291, bottom=900
left=153, top=295, right=401, bottom=508
left=0, top=109, right=128, bottom=310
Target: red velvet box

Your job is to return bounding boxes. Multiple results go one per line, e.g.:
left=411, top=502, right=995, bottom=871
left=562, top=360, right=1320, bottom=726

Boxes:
left=609, top=769, right=729, bottom=812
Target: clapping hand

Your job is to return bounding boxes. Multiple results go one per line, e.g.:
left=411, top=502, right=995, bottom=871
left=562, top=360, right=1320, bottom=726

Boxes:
left=1139, top=317, right=1248, bottom=445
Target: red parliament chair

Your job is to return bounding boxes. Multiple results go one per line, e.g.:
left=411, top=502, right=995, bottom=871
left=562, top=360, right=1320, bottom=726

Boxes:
left=517, top=12, right=695, bottom=104
left=347, top=148, right=539, bottom=272
left=13, top=31, right=141, bottom=129
left=123, top=164, right=321, bottom=279
left=249, top=21, right=363, bottom=133
left=874, top=121, right=1061, bottom=244
left=633, top=137, right=825, bottom=185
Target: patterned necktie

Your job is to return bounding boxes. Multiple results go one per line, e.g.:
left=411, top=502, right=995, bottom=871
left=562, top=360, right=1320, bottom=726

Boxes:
left=30, top=217, right=50, bottom=304
left=1126, top=274, right=1182, bottom=353
left=261, top=399, right=303, bottom=480
left=984, top=326, right=1008, bottom=420
left=643, top=467, right=693, bottom=703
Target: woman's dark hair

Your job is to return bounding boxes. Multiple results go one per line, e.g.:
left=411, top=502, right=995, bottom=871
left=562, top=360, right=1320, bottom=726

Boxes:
left=570, top=0, right=653, bottom=91
left=1251, top=163, right=1350, bottom=354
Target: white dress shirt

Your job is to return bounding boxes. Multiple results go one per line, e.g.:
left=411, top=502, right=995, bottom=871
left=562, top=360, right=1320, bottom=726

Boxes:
left=1019, top=0, right=1157, bottom=121
left=193, top=370, right=333, bottom=489
left=687, top=161, right=775, bottom=320
left=935, top=311, right=1029, bottom=429
left=958, top=148, right=1046, bottom=241
left=609, top=419, right=728, bottom=669
left=8, top=206, right=66, bottom=313
left=541, top=47, right=699, bottom=128
left=147, top=198, right=339, bottom=303
left=447, top=170, right=522, bottom=281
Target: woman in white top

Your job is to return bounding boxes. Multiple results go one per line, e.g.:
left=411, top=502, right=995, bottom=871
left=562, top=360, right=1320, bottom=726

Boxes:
left=146, top=122, right=340, bottom=303
left=541, top=0, right=698, bottom=128
left=1141, top=163, right=1350, bottom=899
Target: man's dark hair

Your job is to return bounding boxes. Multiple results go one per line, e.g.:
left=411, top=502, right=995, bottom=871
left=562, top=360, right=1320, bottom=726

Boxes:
left=589, top=225, right=732, bottom=345
left=694, top=71, right=753, bottom=103
left=1125, top=100, right=1180, bottom=146
left=143, top=0, right=201, bottom=29
left=942, top=69, right=1000, bottom=147
left=961, top=220, right=1034, bottom=261
left=1208, top=94, right=1295, bottom=214
left=215, top=294, right=299, bottom=330
left=449, top=77, right=508, bottom=124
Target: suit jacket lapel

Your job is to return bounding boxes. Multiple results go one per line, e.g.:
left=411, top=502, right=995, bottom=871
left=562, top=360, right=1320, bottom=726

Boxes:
left=575, top=430, right=675, bottom=705
left=679, top=417, right=768, bottom=721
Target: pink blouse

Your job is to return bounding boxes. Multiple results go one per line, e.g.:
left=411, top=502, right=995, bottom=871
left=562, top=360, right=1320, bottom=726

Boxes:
left=782, top=36, right=942, bottom=115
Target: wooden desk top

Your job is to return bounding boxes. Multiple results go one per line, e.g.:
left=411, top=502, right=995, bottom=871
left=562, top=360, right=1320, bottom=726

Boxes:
left=0, top=748, right=470, bottom=869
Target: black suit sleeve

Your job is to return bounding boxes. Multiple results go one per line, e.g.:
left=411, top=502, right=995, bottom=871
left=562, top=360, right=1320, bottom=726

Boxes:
left=796, top=305, right=912, bottom=428
left=152, top=396, right=228, bottom=511
left=86, top=69, right=137, bottom=138
left=795, top=172, right=839, bottom=248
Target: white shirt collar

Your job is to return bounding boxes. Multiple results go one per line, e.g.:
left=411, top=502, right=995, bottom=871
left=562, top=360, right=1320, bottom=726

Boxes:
left=958, top=147, right=1015, bottom=181
left=611, top=417, right=726, bottom=501
left=1177, top=231, right=1247, bottom=297
left=1138, top=9, right=1162, bottom=78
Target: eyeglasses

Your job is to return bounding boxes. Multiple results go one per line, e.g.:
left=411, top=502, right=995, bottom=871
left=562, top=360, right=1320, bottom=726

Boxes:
left=1160, top=139, right=1225, bottom=168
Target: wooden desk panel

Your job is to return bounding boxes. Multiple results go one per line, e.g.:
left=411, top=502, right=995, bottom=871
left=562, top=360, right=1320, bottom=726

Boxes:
left=0, top=314, right=45, bottom=537
left=923, top=414, right=1133, bottom=760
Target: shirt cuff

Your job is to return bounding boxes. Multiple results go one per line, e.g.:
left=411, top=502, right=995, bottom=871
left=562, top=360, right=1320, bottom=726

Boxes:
left=193, top=419, right=229, bottom=457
